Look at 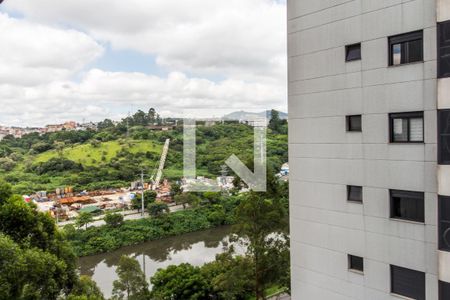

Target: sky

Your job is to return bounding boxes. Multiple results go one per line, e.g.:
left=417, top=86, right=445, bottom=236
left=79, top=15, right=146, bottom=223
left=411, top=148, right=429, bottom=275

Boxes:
left=0, top=0, right=287, bottom=127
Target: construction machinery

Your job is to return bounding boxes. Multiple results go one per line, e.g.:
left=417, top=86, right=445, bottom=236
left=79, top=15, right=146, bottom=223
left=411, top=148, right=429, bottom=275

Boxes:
left=151, top=138, right=170, bottom=190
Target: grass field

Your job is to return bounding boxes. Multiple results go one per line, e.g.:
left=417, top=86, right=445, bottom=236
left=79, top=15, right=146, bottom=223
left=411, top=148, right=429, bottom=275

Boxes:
left=34, top=140, right=162, bottom=166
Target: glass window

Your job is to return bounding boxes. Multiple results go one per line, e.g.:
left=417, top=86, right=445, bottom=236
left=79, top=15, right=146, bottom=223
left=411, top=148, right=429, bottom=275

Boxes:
left=347, top=186, right=362, bottom=203
left=440, top=281, right=450, bottom=300
left=439, top=196, right=450, bottom=252
left=346, top=115, right=361, bottom=132
left=438, top=20, right=450, bottom=78
left=438, top=110, right=450, bottom=164
left=346, top=43, right=361, bottom=61
left=393, top=118, right=408, bottom=142
left=348, top=255, right=363, bottom=272
left=392, top=43, right=401, bottom=65
left=389, top=31, right=423, bottom=66
left=389, top=112, right=424, bottom=143
left=390, top=190, right=424, bottom=223
left=391, top=265, right=425, bottom=300
left=410, top=118, right=424, bottom=142
left=408, top=39, right=423, bottom=62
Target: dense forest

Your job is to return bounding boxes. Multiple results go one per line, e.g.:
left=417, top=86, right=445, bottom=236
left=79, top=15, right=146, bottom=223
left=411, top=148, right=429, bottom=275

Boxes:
left=0, top=108, right=288, bottom=194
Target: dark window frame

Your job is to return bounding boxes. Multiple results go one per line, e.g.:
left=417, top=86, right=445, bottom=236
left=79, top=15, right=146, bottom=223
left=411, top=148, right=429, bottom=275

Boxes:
left=439, top=195, right=450, bottom=252
left=347, top=185, right=363, bottom=203
left=390, top=189, right=425, bottom=223
left=346, top=115, right=362, bottom=132
left=389, top=111, right=424, bottom=143
left=437, top=20, right=450, bottom=78
left=348, top=255, right=364, bottom=273
left=345, top=43, right=361, bottom=62
left=388, top=30, right=423, bottom=66
left=391, top=265, right=425, bottom=300
left=438, top=109, right=450, bottom=164
left=440, top=280, right=450, bottom=300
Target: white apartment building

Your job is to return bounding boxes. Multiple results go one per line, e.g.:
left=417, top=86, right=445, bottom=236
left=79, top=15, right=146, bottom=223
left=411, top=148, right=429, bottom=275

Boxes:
left=288, top=1, right=450, bottom=299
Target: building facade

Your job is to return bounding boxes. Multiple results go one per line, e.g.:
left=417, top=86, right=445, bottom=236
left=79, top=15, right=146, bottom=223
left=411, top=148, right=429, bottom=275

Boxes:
left=288, top=0, right=450, bottom=299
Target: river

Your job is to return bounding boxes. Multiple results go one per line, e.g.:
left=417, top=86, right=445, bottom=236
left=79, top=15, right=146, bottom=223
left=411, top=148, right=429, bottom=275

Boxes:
left=78, top=226, right=244, bottom=298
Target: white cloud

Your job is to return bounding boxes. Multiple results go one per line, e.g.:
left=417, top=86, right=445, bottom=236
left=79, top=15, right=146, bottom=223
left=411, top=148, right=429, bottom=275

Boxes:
left=0, top=12, right=103, bottom=86
left=0, top=69, right=285, bottom=126
left=3, top=0, right=286, bottom=83
left=0, top=1, right=287, bottom=126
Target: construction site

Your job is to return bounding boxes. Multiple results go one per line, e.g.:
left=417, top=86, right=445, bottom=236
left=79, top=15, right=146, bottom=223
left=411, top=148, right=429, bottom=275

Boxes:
left=30, top=139, right=172, bottom=222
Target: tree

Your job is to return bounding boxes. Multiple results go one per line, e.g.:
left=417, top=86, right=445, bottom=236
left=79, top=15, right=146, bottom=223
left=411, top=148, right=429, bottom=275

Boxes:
left=54, top=141, right=66, bottom=157
left=0, top=157, right=16, bottom=171
left=201, top=251, right=255, bottom=300
left=31, top=157, right=83, bottom=175
left=97, top=118, right=115, bottom=131
left=66, top=275, right=105, bottom=300
left=132, top=110, right=148, bottom=126
left=268, top=109, right=285, bottom=134
left=90, top=140, right=101, bottom=148
left=150, top=263, right=209, bottom=300
left=174, top=193, right=200, bottom=209
left=31, top=141, right=52, bottom=154
left=131, top=191, right=156, bottom=213
left=233, top=192, right=289, bottom=299
left=170, top=182, right=182, bottom=197
left=147, top=202, right=169, bottom=218
left=207, top=205, right=227, bottom=226
left=143, top=190, right=157, bottom=203
left=0, top=194, right=81, bottom=300
left=0, top=234, right=73, bottom=300
left=148, top=108, right=156, bottom=125
left=202, top=192, right=221, bottom=205
left=76, top=212, right=94, bottom=229
left=104, top=212, right=124, bottom=228
left=112, top=256, right=149, bottom=300
left=0, top=180, right=12, bottom=205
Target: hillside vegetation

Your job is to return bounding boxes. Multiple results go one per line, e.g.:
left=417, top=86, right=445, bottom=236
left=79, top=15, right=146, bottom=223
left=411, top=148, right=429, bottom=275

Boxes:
left=34, top=140, right=162, bottom=166
left=0, top=108, right=288, bottom=195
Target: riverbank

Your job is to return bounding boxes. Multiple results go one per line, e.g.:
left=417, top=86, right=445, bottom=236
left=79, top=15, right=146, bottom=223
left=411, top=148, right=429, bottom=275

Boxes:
left=78, top=226, right=242, bottom=298
left=67, top=204, right=236, bottom=257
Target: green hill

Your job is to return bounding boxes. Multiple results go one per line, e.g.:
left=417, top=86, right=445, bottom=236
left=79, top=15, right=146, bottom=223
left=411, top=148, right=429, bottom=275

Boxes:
left=0, top=109, right=288, bottom=195
left=34, top=140, right=162, bottom=166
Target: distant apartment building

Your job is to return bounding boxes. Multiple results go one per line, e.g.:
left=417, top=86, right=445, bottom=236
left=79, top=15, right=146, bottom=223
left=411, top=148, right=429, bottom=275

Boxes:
left=0, top=120, right=84, bottom=140
left=45, top=121, right=77, bottom=133
left=288, top=1, right=450, bottom=299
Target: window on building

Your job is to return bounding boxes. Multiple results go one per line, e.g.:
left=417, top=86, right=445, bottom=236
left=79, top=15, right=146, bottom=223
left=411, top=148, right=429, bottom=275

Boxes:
left=389, top=31, right=423, bottom=66
left=389, top=112, right=424, bottom=143
left=391, top=265, right=425, bottom=300
left=438, top=20, right=450, bottom=78
left=440, top=281, right=450, bottom=300
left=346, top=43, right=361, bottom=61
left=348, top=255, right=364, bottom=273
left=390, top=190, right=424, bottom=222
left=346, top=115, right=362, bottom=132
left=439, top=196, right=450, bottom=252
left=347, top=185, right=362, bottom=203
left=438, top=110, right=450, bottom=164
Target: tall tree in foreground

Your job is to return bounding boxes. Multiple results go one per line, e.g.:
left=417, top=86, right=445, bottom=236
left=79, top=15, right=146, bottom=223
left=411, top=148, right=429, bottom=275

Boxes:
left=0, top=180, right=103, bottom=299
left=268, top=109, right=282, bottom=134
left=233, top=191, right=290, bottom=300
left=66, top=275, right=104, bottom=300
left=112, top=255, right=149, bottom=300
left=150, top=263, right=209, bottom=299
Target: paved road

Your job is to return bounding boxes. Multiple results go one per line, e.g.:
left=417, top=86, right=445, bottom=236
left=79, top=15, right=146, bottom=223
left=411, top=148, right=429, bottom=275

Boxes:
left=57, top=204, right=185, bottom=228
